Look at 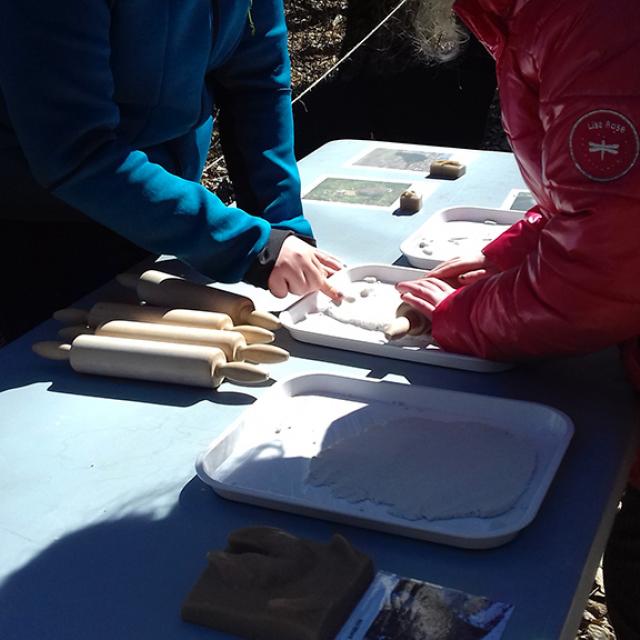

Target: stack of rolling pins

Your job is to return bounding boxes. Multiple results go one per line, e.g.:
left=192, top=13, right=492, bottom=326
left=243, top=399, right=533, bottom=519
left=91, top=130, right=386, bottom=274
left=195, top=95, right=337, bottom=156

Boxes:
left=32, top=269, right=290, bottom=389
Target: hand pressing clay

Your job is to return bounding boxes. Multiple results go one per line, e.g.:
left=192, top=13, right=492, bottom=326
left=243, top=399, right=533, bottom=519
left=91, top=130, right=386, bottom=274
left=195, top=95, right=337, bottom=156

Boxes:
left=32, top=335, right=269, bottom=388
left=322, top=278, right=403, bottom=332
left=181, top=526, right=374, bottom=640
left=53, top=302, right=275, bottom=344
left=298, top=278, right=434, bottom=347
left=117, top=269, right=281, bottom=330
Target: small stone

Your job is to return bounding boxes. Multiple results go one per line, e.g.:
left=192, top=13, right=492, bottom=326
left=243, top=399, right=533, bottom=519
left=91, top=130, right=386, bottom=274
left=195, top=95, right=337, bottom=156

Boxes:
left=422, top=249, right=433, bottom=255
left=363, top=276, right=377, bottom=283
left=343, top=295, right=356, bottom=303
left=360, top=288, right=373, bottom=298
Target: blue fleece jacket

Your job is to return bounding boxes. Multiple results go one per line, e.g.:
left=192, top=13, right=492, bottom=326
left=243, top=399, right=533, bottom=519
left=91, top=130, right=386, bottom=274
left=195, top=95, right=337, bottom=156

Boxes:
left=0, top=0, right=312, bottom=283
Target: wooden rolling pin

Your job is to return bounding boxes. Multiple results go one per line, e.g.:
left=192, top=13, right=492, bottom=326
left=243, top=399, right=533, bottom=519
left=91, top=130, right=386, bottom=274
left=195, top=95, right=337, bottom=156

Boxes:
left=32, top=335, right=269, bottom=389
left=53, top=302, right=275, bottom=344
left=81, top=321, right=289, bottom=364
left=117, top=270, right=281, bottom=330
left=383, top=303, right=431, bottom=340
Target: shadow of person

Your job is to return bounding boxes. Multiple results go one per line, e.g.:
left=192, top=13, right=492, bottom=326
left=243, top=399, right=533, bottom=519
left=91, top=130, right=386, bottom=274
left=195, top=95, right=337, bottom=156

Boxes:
left=0, top=476, right=355, bottom=640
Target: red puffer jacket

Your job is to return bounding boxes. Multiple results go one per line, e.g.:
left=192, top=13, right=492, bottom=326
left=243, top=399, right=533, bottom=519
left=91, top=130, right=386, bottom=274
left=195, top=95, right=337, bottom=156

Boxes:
left=435, top=0, right=640, bottom=485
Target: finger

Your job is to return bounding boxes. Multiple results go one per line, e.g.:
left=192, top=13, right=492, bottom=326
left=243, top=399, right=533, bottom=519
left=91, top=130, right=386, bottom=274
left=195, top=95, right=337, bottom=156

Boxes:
left=319, top=278, right=344, bottom=301
left=427, top=259, right=465, bottom=278
left=396, top=280, right=432, bottom=296
left=400, top=292, right=436, bottom=319
left=458, top=269, right=488, bottom=285
left=287, top=271, right=310, bottom=296
left=315, top=251, right=344, bottom=271
left=322, top=266, right=338, bottom=278
left=300, top=259, right=326, bottom=294
left=424, top=276, right=453, bottom=293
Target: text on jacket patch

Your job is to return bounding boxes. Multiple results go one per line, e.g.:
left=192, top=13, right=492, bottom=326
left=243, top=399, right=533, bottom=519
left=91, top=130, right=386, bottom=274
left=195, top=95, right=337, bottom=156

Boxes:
left=569, top=109, right=639, bottom=182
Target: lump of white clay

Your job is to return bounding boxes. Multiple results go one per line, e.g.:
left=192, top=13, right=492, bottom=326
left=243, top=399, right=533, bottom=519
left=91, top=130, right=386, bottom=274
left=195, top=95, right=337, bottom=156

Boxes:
left=323, top=280, right=402, bottom=331
left=399, top=189, right=422, bottom=213
left=429, top=160, right=466, bottom=179
left=307, top=417, right=536, bottom=521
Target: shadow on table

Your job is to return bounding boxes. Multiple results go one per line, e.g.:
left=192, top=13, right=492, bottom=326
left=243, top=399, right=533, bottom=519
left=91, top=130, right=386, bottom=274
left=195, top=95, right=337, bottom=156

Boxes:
left=277, top=326, right=632, bottom=412
left=0, top=476, right=398, bottom=640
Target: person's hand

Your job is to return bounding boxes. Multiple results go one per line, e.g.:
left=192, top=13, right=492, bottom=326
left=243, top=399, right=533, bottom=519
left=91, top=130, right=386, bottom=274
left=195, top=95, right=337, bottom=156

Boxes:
left=395, top=277, right=456, bottom=320
left=427, top=252, right=498, bottom=287
left=268, top=235, right=344, bottom=300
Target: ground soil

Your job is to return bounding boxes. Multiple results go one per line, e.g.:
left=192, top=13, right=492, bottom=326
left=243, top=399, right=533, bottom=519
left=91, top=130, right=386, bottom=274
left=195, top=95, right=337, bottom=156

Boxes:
left=202, top=2, right=618, bottom=638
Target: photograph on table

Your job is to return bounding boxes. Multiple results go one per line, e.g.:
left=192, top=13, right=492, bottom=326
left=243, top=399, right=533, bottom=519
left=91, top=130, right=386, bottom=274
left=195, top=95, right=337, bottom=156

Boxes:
left=337, top=570, right=514, bottom=640
left=302, top=177, right=413, bottom=207
left=349, top=146, right=452, bottom=172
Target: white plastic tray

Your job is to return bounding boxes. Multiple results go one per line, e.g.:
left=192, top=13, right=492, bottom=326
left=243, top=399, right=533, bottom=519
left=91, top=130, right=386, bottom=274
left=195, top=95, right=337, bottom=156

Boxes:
left=400, top=206, right=523, bottom=269
left=280, top=264, right=511, bottom=373
left=196, top=373, right=574, bottom=549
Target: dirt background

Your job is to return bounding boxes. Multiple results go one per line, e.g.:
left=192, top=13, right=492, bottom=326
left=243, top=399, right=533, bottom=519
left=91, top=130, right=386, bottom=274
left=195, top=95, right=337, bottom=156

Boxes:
left=202, top=1, right=618, bottom=638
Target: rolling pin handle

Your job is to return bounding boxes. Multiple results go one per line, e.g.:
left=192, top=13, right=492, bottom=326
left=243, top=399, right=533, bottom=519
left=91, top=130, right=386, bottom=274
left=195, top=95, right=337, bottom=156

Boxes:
left=53, top=308, right=88, bottom=326
left=383, top=316, right=411, bottom=340
left=116, top=272, right=139, bottom=290
left=237, top=343, right=290, bottom=364
left=32, top=341, right=72, bottom=361
left=58, top=325, right=94, bottom=341
left=244, top=309, right=281, bottom=331
left=231, top=325, right=275, bottom=344
left=216, top=361, right=270, bottom=384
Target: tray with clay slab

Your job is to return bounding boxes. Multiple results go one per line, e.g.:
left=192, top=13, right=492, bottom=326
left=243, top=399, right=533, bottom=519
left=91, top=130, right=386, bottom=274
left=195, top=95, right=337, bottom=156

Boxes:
left=400, top=206, right=524, bottom=270
left=196, top=373, right=574, bottom=549
left=279, top=263, right=511, bottom=373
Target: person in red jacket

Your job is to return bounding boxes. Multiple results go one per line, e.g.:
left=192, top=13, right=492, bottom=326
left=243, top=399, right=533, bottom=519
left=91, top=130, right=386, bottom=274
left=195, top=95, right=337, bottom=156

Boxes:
left=398, top=1, right=640, bottom=638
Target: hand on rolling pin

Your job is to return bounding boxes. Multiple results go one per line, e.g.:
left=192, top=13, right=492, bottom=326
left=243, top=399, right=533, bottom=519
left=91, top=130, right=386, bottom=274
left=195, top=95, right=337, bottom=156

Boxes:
left=268, top=236, right=344, bottom=301
left=395, top=277, right=456, bottom=322
left=426, top=252, right=499, bottom=288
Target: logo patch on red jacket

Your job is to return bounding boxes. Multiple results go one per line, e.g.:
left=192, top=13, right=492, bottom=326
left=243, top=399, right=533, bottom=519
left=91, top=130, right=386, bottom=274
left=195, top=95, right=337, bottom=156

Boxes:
left=569, top=109, right=639, bottom=182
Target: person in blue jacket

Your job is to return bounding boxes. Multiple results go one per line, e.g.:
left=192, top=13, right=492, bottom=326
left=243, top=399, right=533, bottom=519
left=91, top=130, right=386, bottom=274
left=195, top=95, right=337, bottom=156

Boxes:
left=0, top=0, right=341, bottom=341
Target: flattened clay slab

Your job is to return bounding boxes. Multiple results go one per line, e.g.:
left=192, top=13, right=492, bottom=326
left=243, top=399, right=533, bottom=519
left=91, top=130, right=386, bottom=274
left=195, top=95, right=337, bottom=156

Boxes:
left=182, top=527, right=374, bottom=640
left=307, top=417, right=537, bottom=521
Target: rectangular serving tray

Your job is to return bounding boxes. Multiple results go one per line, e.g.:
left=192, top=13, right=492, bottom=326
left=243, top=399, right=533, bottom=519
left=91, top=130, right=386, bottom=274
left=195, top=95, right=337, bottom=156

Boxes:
left=400, top=206, right=523, bottom=269
left=196, top=373, right=574, bottom=549
left=280, top=263, right=511, bottom=373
